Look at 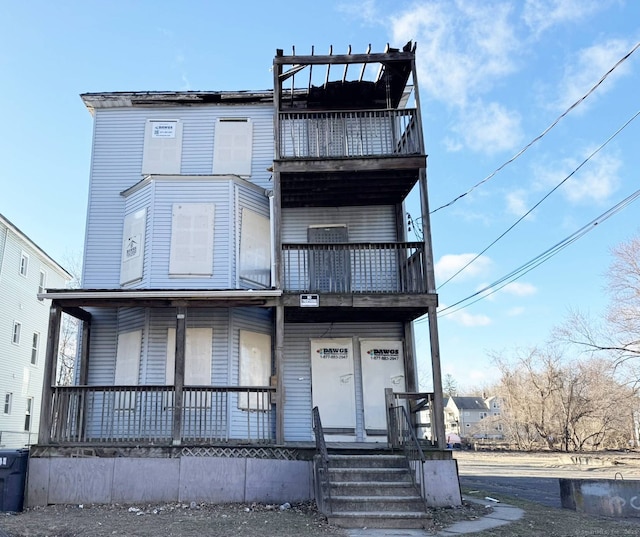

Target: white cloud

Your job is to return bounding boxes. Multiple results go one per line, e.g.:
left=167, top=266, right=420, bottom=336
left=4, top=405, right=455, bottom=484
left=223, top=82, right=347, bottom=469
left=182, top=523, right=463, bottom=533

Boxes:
left=535, top=149, right=622, bottom=204
left=390, top=1, right=519, bottom=107
left=435, top=253, right=492, bottom=283
left=443, top=308, right=492, bottom=327
left=505, top=189, right=530, bottom=218
left=454, top=100, right=523, bottom=154
left=501, top=282, right=537, bottom=296
left=523, top=0, right=615, bottom=36
left=554, top=38, right=634, bottom=113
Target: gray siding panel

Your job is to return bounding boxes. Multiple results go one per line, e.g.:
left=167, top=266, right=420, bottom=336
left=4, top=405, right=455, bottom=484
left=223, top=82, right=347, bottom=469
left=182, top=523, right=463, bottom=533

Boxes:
left=83, top=105, right=273, bottom=289
left=281, top=206, right=397, bottom=243
left=282, top=322, right=404, bottom=441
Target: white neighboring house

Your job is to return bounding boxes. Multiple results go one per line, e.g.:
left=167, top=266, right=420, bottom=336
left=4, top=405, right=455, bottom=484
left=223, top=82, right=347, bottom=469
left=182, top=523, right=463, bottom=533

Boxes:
left=0, top=214, right=71, bottom=448
left=445, top=395, right=504, bottom=442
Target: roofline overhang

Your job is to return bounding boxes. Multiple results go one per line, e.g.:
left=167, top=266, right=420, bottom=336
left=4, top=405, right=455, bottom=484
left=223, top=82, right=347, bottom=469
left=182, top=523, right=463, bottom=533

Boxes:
left=39, top=289, right=282, bottom=301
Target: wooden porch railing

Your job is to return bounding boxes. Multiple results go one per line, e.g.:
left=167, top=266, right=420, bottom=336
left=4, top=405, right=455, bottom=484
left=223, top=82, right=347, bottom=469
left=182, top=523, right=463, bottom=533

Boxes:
left=386, top=390, right=437, bottom=448
left=282, top=242, right=427, bottom=293
left=278, top=108, right=420, bottom=159
left=47, top=385, right=275, bottom=445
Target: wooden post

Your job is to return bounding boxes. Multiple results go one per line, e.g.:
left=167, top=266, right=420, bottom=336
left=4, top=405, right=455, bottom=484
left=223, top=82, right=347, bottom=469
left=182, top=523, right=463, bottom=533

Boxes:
left=275, top=304, right=285, bottom=444
left=37, top=304, right=62, bottom=444
left=172, top=306, right=187, bottom=446
left=79, top=319, right=91, bottom=385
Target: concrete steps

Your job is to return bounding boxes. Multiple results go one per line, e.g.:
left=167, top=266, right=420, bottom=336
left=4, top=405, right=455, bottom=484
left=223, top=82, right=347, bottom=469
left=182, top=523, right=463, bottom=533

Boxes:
left=321, top=454, right=431, bottom=529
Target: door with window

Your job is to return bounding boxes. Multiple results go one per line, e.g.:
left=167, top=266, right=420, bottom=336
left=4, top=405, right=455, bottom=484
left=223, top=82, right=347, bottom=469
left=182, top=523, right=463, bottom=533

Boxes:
left=308, top=225, right=350, bottom=292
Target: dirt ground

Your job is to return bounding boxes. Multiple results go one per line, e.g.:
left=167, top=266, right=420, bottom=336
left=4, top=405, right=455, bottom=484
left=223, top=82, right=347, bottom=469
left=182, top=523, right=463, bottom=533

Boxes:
left=0, top=498, right=488, bottom=537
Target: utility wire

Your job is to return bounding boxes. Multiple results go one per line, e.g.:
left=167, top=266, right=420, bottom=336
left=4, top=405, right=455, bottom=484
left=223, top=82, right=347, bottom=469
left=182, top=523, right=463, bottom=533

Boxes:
left=430, top=187, right=640, bottom=319
left=436, top=109, right=640, bottom=290
left=429, top=41, right=640, bottom=215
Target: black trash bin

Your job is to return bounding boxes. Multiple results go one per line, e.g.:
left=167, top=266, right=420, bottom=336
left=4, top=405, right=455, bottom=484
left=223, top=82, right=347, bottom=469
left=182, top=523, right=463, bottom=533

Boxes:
left=0, top=449, right=29, bottom=512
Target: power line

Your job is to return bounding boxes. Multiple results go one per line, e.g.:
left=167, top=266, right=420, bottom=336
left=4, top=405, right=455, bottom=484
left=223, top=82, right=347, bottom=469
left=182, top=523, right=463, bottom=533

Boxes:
left=436, top=109, right=640, bottom=290
left=429, top=41, right=640, bottom=215
left=430, top=187, right=640, bottom=319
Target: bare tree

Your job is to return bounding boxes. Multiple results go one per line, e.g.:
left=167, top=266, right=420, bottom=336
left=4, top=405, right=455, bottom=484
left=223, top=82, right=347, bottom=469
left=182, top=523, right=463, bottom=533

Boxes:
left=55, top=251, right=82, bottom=385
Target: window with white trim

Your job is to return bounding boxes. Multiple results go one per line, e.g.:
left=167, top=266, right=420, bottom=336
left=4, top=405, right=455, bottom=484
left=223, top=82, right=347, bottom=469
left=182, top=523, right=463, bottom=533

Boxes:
left=19, top=252, right=29, bottom=277
left=4, top=393, right=12, bottom=415
left=38, top=270, right=47, bottom=299
left=212, top=118, right=253, bottom=176
left=12, top=322, right=21, bottom=345
left=141, top=119, right=183, bottom=174
left=169, top=203, right=215, bottom=276
left=31, top=332, right=40, bottom=365
left=24, top=397, right=33, bottom=432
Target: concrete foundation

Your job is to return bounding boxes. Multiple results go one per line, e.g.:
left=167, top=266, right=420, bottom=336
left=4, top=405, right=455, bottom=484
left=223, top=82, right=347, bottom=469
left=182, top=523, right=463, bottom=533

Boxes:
left=560, top=478, right=640, bottom=518
left=421, top=459, right=462, bottom=507
left=27, top=456, right=313, bottom=507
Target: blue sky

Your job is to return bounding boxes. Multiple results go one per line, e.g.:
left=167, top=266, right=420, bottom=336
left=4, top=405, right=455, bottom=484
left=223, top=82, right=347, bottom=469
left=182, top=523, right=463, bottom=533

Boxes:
left=2, top=0, right=639, bottom=391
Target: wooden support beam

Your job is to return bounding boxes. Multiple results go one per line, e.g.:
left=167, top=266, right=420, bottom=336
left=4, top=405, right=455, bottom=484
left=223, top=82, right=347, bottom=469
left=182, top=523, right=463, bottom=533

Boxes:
left=172, top=307, right=187, bottom=446
left=359, top=44, right=371, bottom=81
left=37, top=304, right=62, bottom=444
left=275, top=305, right=285, bottom=444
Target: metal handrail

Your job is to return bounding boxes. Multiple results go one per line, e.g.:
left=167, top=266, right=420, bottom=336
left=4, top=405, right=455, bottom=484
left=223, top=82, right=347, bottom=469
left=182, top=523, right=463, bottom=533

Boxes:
left=388, top=403, right=426, bottom=498
left=312, top=406, right=332, bottom=515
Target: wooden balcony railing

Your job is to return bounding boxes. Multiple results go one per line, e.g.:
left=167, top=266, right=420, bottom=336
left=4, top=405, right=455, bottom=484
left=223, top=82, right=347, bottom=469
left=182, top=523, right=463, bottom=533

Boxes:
left=282, top=242, right=427, bottom=293
left=278, top=109, right=420, bottom=159
left=47, top=385, right=275, bottom=445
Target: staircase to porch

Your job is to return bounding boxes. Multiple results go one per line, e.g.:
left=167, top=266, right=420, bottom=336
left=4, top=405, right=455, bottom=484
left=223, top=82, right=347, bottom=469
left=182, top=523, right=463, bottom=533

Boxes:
left=320, top=452, right=431, bottom=529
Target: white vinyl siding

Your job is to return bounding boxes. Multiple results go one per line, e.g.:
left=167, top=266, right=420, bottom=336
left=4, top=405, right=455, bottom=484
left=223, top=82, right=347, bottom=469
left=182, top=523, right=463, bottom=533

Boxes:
left=213, top=119, right=253, bottom=176
left=239, top=209, right=271, bottom=287
left=120, top=208, right=147, bottom=285
left=166, top=328, right=213, bottom=385
left=141, top=119, right=183, bottom=174
left=169, top=203, right=215, bottom=276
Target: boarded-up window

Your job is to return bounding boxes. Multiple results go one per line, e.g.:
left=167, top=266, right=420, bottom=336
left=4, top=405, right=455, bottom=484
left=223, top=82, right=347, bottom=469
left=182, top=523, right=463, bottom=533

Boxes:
left=169, top=203, right=215, bottom=276
left=166, top=328, right=213, bottom=385
left=141, top=120, right=183, bottom=175
left=114, top=330, right=142, bottom=410
left=120, top=208, right=147, bottom=285
left=212, top=119, right=253, bottom=176
left=239, top=209, right=271, bottom=287
left=238, top=330, right=271, bottom=411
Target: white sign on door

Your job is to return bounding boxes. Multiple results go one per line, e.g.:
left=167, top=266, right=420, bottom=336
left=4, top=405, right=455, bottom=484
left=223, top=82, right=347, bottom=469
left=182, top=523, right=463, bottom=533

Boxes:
left=361, top=339, right=405, bottom=432
left=311, top=338, right=355, bottom=430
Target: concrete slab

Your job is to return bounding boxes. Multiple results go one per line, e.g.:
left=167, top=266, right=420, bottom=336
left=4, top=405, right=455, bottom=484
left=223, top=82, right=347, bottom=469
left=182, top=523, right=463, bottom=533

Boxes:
left=422, top=459, right=462, bottom=507
left=48, top=458, right=115, bottom=504
left=112, top=458, right=180, bottom=503
left=245, top=458, right=312, bottom=503
left=179, top=457, right=246, bottom=503
left=25, top=457, right=50, bottom=507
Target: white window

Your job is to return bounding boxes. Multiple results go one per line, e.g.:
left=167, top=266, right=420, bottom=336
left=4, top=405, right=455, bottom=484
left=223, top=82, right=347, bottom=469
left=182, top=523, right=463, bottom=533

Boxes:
left=166, top=327, right=213, bottom=386
left=238, top=330, right=271, bottom=410
left=31, top=332, right=40, bottom=365
left=12, top=321, right=21, bottom=345
left=169, top=203, right=215, bottom=276
left=120, top=208, right=147, bottom=285
left=4, top=393, right=12, bottom=415
left=212, top=118, right=253, bottom=176
left=38, top=270, right=47, bottom=300
left=480, top=412, right=487, bottom=419
left=141, top=119, right=183, bottom=174
left=19, top=252, right=29, bottom=277
left=239, top=209, right=271, bottom=287
left=24, top=397, right=33, bottom=432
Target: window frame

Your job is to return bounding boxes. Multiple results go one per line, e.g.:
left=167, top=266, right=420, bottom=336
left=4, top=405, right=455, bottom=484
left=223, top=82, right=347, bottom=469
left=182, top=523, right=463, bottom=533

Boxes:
left=24, top=397, right=33, bottom=432
left=4, top=393, right=12, bottom=415
left=19, top=252, right=29, bottom=277
left=38, top=269, right=47, bottom=300
left=12, top=321, right=21, bottom=345
left=31, top=332, right=40, bottom=365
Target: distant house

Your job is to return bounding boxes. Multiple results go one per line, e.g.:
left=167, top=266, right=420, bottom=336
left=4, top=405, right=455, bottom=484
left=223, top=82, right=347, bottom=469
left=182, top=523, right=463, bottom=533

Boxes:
left=445, top=396, right=503, bottom=441
left=0, top=214, right=71, bottom=448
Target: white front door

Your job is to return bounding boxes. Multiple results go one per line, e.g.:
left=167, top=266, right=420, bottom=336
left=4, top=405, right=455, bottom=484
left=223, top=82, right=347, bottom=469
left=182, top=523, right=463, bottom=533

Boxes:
left=311, top=338, right=356, bottom=432
left=361, top=339, right=406, bottom=435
